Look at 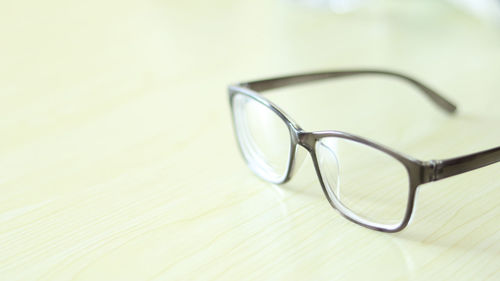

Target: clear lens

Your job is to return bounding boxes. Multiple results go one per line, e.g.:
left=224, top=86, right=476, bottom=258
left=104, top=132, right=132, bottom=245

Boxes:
left=232, top=93, right=292, bottom=183
left=315, top=137, right=410, bottom=228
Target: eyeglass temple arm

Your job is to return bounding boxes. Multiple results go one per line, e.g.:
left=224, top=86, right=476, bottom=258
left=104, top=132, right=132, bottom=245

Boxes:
left=429, top=146, right=500, bottom=181
left=243, top=70, right=457, bottom=113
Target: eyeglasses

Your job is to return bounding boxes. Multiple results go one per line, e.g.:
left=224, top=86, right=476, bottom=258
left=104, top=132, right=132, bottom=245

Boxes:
left=228, top=69, right=500, bottom=232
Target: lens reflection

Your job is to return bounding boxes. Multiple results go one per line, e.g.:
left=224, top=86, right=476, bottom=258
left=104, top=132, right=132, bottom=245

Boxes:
left=232, top=93, right=292, bottom=183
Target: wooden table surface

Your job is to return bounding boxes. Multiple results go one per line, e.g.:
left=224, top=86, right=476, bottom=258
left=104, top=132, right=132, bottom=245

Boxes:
left=1, top=0, right=499, bottom=280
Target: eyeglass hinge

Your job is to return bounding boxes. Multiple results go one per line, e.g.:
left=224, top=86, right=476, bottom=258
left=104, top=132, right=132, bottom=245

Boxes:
left=425, top=160, right=443, bottom=182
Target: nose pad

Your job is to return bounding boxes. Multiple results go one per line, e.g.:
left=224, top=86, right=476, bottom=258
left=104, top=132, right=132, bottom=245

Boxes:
left=316, top=139, right=341, bottom=198
left=287, top=145, right=308, bottom=179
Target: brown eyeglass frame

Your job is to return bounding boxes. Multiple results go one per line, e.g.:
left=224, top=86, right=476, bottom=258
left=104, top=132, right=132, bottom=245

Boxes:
left=228, top=69, right=500, bottom=232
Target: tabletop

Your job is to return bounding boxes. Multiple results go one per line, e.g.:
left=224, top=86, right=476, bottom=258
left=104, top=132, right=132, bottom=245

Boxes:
left=1, top=0, right=499, bottom=280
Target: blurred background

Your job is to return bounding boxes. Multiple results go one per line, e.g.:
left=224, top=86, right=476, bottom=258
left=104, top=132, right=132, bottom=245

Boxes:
left=2, top=0, right=500, bottom=155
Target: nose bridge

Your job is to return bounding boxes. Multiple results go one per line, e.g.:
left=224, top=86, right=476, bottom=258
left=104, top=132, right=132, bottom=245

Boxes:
left=296, top=131, right=316, bottom=151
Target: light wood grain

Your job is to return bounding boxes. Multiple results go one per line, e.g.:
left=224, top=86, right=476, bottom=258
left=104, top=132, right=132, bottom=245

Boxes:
left=1, top=0, right=499, bottom=280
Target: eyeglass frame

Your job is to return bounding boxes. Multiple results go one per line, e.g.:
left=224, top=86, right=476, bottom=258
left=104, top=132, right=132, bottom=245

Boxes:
left=228, top=69, right=500, bottom=232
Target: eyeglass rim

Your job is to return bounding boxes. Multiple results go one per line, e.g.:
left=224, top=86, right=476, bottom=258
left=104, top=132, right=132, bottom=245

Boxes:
left=228, top=86, right=425, bottom=232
